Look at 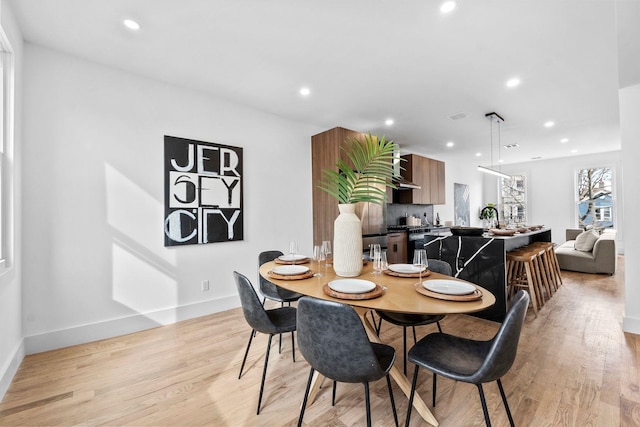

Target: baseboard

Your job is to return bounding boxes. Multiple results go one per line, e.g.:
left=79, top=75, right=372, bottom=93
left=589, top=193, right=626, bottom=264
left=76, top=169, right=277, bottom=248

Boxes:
left=623, top=315, right=640, bottom=336
left=0, top=340, right=25, bottom=402
left=24, top=295, right=240, bottom=355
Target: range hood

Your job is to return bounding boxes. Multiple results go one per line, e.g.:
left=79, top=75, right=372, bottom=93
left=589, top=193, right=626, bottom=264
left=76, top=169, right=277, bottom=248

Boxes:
left=393, top=150, right=422, bottom=190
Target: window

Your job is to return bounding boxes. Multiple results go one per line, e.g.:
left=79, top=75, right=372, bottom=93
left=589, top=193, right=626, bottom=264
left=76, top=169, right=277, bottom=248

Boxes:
left=576, top=167, right=614, bottom=229
left=499, top=174, right=527, bottom=225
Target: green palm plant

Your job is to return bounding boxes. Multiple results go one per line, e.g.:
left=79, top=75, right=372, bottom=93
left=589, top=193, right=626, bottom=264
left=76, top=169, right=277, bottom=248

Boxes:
left=317, top=133, right=401, bottom=205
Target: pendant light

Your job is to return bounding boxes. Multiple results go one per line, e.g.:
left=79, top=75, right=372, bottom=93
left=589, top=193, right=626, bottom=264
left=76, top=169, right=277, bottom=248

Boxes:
left=477, top=112, right=511, bottom=180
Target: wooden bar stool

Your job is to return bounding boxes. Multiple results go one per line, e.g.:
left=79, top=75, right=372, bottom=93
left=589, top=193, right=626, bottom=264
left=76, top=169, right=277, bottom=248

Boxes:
left=529, top=242, right=562, bottom=293
left=506, top=248, right=542, bottom=315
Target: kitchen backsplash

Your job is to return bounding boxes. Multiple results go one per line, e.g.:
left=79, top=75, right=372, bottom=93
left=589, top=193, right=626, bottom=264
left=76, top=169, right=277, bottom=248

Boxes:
left=387, top=204, right=435, bottom=226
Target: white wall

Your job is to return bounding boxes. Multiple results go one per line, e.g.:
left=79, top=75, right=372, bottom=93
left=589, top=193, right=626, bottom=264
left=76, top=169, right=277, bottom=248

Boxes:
left=480, top=151, right=623, bottom=247
left=620, top=83, right=640, bottom=334
left=0, top=0, right=23, bottom=401
left=21, top=44, right=320, bottom=353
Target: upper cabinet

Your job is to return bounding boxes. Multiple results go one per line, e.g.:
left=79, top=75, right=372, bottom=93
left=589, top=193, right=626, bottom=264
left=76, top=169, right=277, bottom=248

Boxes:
left=395, top=154, right=445, bottom=205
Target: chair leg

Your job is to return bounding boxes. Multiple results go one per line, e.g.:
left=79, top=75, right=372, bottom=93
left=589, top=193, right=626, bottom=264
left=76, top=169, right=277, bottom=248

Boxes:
left=297, top=368, right=315, bottom=427
left=332, top=380, right=337, bottom=406
left=497, top=379, right=515, bottom=427
left=432, top=373, right=437, bottom=407
left=477, top=384, right=492, bottom=427
left=291, top=331, right=296, bottom=363
left=436, top=321, right=443, bottom=333
left=279, top=333, right=282, bottom=354
left=402, top=326, right=408, bottom=376
left=364, top=382, right=372, bottom=427
left=404, top=365, right=420, bottom=427
left=412, top=326, right=417, bottom=344
left=386, top=374, right=399, bottom=427
left=238, top=329, right=255, bottom=379
left=257, top=334, right=274, bottom=415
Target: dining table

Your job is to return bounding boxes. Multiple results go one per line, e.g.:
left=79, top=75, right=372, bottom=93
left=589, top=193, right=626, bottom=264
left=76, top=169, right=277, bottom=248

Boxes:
left=259, top=258, right=496, bottom=427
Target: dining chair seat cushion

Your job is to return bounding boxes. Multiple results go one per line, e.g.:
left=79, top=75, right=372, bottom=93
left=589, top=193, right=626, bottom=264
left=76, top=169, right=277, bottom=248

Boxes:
left=376, top=311, right=444, bottom=327
left=408, top=333, right=492, bottom=381
left=265, top=306, right=297, bottom=334
left=370, top=342, right=396, bottom=374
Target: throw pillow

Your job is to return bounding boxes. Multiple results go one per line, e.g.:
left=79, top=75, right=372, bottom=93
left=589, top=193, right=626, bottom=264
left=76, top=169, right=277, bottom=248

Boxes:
left=574, top=230, right=599, bottom=252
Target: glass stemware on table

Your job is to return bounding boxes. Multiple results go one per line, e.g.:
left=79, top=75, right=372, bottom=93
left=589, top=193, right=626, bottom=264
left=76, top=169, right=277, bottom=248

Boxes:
left=322, top=240, right=332, bottom=266
left=312, top=244, right=326, bottom=277
left=369, top=244, right=381, bottom=274
left=374, top=250, right=388, bottom=275
left=413, top=249, right=428, bottom=285
left=288, top=240, right=299, bottom=262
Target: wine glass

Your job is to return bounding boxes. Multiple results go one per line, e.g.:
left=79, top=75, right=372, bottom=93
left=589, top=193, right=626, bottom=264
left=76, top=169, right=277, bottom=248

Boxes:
left=288, top=240, right=299, bottom=264
left=374, top=250, right=388, bottom=275
left=370, top=244, right=381, bottom=274
left=322, top=240, right=332, bottom=266
left=413, top=249, right=428, bottom=285
left=313, top=244, right=325, bottom=276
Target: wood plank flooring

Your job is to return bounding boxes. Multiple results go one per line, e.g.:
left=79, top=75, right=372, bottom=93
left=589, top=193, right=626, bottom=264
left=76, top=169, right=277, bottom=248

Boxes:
left=1, top=256, right=639, bottom=426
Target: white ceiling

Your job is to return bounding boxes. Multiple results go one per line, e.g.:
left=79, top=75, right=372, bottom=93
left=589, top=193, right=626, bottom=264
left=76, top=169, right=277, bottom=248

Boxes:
left=8, top=0, right=638, bottom=165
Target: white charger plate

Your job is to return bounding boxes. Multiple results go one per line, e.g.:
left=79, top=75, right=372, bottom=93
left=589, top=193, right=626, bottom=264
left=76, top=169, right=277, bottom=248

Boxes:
left=423, top=279, right=476, bottom=295
left=278, top=254, right=307, bottom=262
left=328, top=279, right=376, bottom=294
left=272, top=265, right=309, bottom=275
left=388, top=264, right=426, bottom=274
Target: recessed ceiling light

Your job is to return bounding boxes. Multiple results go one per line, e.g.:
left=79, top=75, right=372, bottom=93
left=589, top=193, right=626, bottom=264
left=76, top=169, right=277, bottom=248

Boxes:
left=506, top=78, right=520, bottom=88
left=123, top=18, right=141, bottom=31
left=560, top=138, right=569, bottom=143
left=440, top=1, right=457, bottom=13
left=544, top=121, right=555, bottom=128
left=498, top=159, right=504, bottom=163
left=446, top=141, right=454, bottom=148
left=571, top=149, right=578, bottom=153
left=385, top=118, right=394, bottom=126
left=299, top=87, right=311, bottom=96
left=475, top=152, right=482, bottom=157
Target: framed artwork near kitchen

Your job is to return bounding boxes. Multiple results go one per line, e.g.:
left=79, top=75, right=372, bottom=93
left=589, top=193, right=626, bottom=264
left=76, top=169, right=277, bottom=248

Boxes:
left=454, top=183, right=470, bottom=226
left=163, top=135, right=243, bottom=246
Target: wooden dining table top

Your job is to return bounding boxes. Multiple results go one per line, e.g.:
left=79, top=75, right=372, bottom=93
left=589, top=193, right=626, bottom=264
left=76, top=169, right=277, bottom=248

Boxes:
left=259, top=260, right=495, bottom=316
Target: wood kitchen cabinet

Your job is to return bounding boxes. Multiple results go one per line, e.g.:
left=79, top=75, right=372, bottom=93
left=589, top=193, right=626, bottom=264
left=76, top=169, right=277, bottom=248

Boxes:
left=396, top=154, right=445, bottom=205
left=387, top=232, right=408, bottom=264
left=311, top=127, right=391, bottom=244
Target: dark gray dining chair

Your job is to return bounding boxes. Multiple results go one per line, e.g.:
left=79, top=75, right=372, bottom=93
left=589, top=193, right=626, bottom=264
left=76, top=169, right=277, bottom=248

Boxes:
left=258, top=250, right=303, bottom=354
left=375, top=259, right=452, bottom=375
left=234, top=271, right=297, bottom=415
left=405, top=290, right=530, bottom=427
left=296, top=297, right=398, bottom=427
left=258, top=250, right=304, bottom=306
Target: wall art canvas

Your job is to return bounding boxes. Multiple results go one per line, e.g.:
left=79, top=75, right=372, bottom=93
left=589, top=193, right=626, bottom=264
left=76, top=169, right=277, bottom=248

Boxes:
left=164, top=135, right=243, bottom=246
left=454, top=182, right=470, bottom=226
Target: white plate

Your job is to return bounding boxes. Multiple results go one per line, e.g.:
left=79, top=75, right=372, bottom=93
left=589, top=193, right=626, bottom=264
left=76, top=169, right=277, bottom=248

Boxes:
left=328, top=279, right=376, bottom=294
left=278, top=254, right=307, bottom=262
left=424, top=279, right=476, bottom=295
left=272, top=265, right=309, bottom=276
left=388, top=264, right=426, bottom=274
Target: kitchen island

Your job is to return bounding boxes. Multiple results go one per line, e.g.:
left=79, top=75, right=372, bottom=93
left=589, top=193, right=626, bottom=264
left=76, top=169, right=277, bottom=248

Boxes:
left=423, top=228, right=552, bottom=322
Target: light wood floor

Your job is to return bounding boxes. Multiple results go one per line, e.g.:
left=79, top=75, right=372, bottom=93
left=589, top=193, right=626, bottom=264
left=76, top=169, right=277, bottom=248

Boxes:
left=1, top=257, right=639, bottom=426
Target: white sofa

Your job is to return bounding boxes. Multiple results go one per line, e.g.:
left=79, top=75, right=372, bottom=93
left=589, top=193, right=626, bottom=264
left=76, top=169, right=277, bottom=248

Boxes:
left=555, top=228, right=617, bottom=274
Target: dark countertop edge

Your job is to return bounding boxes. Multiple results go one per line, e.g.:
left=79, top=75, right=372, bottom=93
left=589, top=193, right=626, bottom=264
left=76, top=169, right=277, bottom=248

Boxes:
left=425, top=227, right=551, bottom=239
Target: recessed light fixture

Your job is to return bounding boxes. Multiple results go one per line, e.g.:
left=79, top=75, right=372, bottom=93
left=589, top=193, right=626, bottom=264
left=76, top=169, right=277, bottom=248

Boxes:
left=440, top=1, right=457, bottom=13
left=498, top=159, right=504, bottom=163
left=475, top=152, right=482, bottom=157
left=560, top=138, right=569, bottom=143
left=446, top=141, right=454, bottom=148
left=385, top=118, right=394, bottom=126
left=123, top=18, right=141, bottom=31
left=299, top=87, right=311, bottom=97
left=544, top=121, right=555, bottom=128
left=506, top=78, right=520, bottom=88
left=571, top=149, right=578, bottom=153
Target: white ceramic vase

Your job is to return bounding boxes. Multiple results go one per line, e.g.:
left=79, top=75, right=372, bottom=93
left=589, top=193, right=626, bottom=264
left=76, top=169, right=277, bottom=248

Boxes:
left=333, top=203, right=363, bottom=277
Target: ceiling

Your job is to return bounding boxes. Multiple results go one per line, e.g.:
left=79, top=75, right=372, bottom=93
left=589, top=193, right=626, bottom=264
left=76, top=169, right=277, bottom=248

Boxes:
left=8, top=0, right=639, bottom=165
